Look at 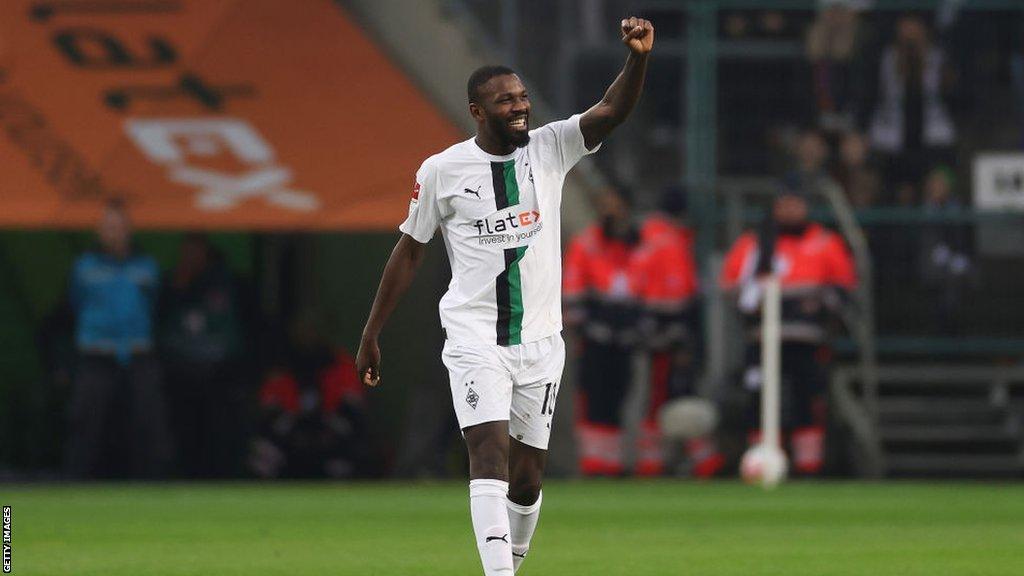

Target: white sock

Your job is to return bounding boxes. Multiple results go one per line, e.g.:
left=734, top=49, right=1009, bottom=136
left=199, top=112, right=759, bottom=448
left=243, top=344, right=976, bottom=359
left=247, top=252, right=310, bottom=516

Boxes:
left=469, top=479, right=514, bottom=575
left=506, top=491, right=542, bottom=572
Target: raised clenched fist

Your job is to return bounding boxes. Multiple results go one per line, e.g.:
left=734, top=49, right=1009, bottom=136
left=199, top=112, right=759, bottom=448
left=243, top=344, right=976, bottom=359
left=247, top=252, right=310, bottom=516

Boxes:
left=621, top=17, right=654, bottom=55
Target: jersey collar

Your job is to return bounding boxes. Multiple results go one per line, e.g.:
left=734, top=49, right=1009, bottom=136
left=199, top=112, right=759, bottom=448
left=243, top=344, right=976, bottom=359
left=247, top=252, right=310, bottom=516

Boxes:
left=469, top=136, right=523, bottom=162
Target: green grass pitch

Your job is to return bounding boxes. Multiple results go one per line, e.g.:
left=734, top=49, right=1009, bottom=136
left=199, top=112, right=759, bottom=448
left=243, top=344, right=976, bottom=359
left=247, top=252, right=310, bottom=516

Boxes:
left=4, top=480, right=1023, bottom=575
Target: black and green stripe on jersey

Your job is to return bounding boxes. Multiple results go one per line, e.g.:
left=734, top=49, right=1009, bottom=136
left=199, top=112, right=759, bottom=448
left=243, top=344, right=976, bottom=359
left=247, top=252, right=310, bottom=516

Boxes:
left=492, top=159, right=527, bottom=346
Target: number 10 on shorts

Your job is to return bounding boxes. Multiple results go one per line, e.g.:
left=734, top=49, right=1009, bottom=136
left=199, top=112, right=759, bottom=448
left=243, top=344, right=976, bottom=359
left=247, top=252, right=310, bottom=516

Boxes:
left=541, top=382, right=558, bottom=415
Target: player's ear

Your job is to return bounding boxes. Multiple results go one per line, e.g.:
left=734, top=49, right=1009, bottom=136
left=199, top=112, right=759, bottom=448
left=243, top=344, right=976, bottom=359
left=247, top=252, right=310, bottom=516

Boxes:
left=469, top=102, right=485, bottom=122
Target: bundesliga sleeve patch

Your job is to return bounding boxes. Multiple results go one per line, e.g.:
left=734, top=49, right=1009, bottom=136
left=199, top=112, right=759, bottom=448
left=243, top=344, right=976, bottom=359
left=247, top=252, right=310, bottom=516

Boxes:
left=412, top=182, right=421, bottom=200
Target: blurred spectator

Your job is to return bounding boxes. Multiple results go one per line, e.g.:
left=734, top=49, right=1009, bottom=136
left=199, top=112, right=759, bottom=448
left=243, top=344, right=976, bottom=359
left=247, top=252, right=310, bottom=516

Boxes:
left=868, top=14, right=958, bottom=205
left=833, top=130, right=882, bottom=207
left=563, top=188, right=643, bottom=476
left=759, top=11, right=788, bottom=37
left=722, top=10, right=805, bottom=40
left=64, top=199, right=169, bottom=479
left=722, top=12, right=751, bottom=39
left=782, top=129, right=840, bottom=198
left=636, top=188, right=723, bottom=477
left=721, top=191, right=856, bottom=475
left=637, top=190, right=699, bottom=356
left=159, top=234, right=245, bottom=478
left=249, top=313, right=369, bottom=479
left=918, top=166, right=973, bottom=334
left=806, top=1, right=870, bottom=132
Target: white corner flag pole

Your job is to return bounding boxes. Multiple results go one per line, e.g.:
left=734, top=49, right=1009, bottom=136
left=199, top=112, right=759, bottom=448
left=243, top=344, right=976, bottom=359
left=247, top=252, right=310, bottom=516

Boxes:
left=760, top=274, right=782, bottom=489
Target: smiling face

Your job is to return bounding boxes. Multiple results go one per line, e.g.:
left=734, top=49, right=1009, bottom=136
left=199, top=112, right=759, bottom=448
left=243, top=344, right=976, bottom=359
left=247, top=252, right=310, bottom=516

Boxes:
left=470, top=73, right=531, bottom=149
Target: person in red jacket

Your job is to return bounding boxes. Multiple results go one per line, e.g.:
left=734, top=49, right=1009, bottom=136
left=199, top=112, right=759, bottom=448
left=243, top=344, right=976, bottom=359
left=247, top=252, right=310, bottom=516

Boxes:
left=633, top=189, right=721, bottom=476
left=721, top=190, right=856, bottom=475
left=251, top=318, right=370, bottom=479
left=563, top=189, right=645, bottom=476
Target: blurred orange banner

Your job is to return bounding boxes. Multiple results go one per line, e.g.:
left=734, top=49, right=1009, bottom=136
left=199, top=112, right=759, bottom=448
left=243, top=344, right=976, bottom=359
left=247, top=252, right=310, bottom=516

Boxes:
left=0, top=0, right=462, bottom=230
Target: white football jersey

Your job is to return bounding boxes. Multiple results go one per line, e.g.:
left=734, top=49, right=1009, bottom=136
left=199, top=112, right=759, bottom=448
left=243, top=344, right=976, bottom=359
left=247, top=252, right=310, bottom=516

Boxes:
left=400, top=114, right=599, bottom=346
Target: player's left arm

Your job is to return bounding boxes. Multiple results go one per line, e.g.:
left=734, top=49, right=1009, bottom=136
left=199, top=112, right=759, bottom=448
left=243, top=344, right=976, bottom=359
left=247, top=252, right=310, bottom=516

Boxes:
left=579, top=16, right=654, bottom=150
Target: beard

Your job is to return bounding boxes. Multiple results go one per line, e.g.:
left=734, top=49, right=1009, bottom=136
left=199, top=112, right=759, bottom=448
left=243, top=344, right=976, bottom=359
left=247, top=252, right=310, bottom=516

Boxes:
left=486, top=113, right=530, bottom=148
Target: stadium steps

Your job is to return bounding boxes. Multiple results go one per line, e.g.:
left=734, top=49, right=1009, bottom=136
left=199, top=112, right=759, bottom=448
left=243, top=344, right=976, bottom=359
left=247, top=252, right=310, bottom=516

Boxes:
left=880, top=424, right=1019, bottom=445
left=874, top=390, right=1024, bottom=478
left=877, top=398, right=1006, bottom=425
left=834, top=364, right=1024, bottom=478
left=885, top=453, right=1023, bottom=477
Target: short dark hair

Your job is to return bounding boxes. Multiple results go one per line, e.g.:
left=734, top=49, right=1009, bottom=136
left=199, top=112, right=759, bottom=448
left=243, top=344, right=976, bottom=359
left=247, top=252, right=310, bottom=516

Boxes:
left=467, top=65, right=517, bottom=104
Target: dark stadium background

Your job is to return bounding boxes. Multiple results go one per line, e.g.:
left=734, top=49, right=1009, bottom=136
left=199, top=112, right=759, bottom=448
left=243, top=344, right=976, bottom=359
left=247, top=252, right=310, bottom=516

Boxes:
left=3, top=2, right=1024, bottom=575
left=1, top=0, right=1023, bottom=495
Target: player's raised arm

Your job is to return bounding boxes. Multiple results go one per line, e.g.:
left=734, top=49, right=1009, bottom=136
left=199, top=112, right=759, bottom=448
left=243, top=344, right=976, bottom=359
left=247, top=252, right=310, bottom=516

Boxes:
left=579, top=16, right=654, bottom=150
left=356, top=234, right=428, bottom=387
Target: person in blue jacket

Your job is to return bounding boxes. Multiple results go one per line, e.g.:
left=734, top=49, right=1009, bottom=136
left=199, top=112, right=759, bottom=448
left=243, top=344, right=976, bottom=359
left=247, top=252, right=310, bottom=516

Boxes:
left=64, top=199, right=170, bottom=478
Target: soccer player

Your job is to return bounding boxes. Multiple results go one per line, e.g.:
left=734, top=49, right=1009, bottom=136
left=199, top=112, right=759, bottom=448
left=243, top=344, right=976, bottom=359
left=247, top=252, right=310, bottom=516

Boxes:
left=356, top=16, right=654, bottom=575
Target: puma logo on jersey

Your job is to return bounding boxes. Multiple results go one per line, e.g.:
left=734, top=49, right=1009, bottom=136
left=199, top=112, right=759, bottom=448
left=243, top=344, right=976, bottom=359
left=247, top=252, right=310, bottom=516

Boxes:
left=463, top=186, right=482, bottom=198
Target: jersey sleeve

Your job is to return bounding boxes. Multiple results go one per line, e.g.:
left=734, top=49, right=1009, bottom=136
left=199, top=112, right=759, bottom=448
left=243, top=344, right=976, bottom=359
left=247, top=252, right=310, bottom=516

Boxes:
left=534, top=114, right=601, bottom=175
left=398, top=159, right=443, bottom=243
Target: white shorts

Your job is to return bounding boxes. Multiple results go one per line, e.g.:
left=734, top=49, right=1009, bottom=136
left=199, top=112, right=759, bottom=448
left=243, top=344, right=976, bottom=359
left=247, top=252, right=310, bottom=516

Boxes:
left=441, top=333, right=566, bottom=450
